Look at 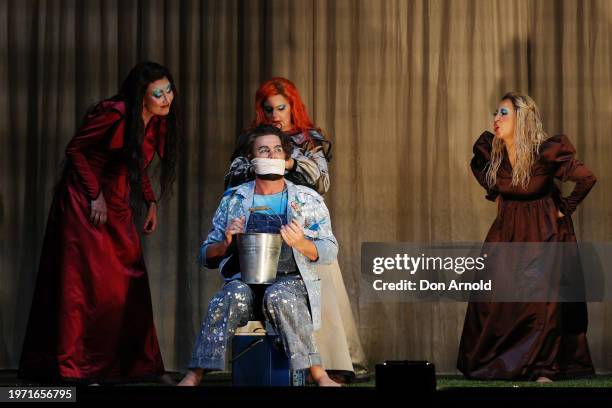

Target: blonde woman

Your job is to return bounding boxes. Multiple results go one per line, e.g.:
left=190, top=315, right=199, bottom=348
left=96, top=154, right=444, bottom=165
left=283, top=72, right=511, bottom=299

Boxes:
left=457, top=92, right=596, bottom=382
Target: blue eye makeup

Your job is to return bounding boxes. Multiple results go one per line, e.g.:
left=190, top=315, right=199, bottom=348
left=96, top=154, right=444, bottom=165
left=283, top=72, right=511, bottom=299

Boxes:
left=263, top=104, right=286, bottom=114
left=493, top=107, right=510, bottom=117
left=152, top=84, right=172, bottom=99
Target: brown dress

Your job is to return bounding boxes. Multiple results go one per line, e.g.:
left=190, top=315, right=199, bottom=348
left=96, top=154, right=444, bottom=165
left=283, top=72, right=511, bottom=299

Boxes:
left=457, top=131, right=596, bottom=380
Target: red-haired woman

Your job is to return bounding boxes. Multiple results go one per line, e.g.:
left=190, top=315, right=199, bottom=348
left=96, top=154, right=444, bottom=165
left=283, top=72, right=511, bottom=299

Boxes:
left=225, top=78, right=330, bottom=194
left=225, top=77, right=368, bottom=381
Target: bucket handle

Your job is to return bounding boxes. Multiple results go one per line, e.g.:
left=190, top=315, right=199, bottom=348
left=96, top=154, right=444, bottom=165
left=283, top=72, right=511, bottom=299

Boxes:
left=248, top=205, right=284, bottom=231
left=230, top=338, right=265, bottom=362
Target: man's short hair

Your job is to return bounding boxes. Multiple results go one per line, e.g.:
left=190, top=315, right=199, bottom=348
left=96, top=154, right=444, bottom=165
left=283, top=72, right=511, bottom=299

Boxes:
left=240, top=124, right=293, bottom=159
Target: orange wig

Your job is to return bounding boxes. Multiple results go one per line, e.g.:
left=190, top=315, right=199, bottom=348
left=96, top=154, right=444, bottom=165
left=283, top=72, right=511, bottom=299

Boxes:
left=251, top=77, right=316, bottom=140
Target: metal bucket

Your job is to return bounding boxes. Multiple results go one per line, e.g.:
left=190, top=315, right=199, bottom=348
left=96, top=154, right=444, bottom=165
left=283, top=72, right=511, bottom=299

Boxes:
left=237, top=233, right=282, bottom=284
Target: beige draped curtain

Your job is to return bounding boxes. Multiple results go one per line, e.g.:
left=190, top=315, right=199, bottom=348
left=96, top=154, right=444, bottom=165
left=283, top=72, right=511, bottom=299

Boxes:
left=1, top=0, right=611, bottom=373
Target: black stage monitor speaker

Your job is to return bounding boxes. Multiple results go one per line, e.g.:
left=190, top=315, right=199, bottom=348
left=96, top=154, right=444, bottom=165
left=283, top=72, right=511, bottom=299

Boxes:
left=375, top=360, right=436, bottom=394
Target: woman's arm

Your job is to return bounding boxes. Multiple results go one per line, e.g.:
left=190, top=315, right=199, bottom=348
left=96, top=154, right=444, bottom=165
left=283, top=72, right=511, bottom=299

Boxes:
left=224, top=156, right=255, bottom=189
left=289, top=146, right=331, bottom=194
left=65, top=107, right=123, bottom=200
left=556, top=159, right=597, bottom=216
left=546, top=135, right=597, bottom=216
left=470, top=131, right=499, bottom=202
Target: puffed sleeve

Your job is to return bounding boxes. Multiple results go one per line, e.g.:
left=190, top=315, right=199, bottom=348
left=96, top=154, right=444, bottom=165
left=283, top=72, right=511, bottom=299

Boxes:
left=65, top=102, right=124, bottom=200
left=541, top=135, right=597, bottom=216
left=286, top=130, right=331, bottom=194
left=291, top=146, right=330, bottom=194
left=470, top=131, right=498, bottom=202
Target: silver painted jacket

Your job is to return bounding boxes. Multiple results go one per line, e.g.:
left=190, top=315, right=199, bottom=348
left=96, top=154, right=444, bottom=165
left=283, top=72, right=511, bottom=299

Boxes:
left=199, top=179, right=338, bottom=330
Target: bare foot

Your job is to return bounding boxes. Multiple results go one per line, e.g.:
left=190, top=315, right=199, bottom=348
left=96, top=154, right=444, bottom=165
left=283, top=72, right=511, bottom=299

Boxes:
left=177, top=369, right=203, bottom=386
left=316, top=375, right=342, bottom=387
left=535, top=376, right=553, bottom=383
left=309, top=365, right=342, bottom=387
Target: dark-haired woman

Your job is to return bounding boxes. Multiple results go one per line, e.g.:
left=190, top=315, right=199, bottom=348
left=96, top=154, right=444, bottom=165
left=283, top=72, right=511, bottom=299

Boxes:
left=19, top=62, right=180, bottom=383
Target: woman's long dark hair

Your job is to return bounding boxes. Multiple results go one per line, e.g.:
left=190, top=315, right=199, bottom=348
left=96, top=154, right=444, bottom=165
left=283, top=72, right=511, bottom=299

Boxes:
left=116, top=61, right=180, bottom=213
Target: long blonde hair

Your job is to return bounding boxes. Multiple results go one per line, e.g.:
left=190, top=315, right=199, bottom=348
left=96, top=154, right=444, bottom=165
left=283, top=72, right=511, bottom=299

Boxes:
left=485, top=92, right=550, bottom=189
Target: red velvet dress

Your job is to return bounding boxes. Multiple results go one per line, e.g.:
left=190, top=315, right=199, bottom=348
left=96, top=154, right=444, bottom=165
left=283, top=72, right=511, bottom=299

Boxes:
left=19, top=100, right=165, bottom=382
left=457, top=131, right=596, bottom=380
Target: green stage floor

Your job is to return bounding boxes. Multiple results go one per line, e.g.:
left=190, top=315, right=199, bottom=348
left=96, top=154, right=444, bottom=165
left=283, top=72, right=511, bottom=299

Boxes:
left=341, top=374, right=612, bottom=388
left=436, top=375, right=612, bottom=389
left=2, top=370, right=612, bottom=388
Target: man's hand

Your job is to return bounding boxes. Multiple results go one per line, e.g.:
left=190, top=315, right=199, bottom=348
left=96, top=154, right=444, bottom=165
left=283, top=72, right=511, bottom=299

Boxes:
left=206, top=216, right=245, bottom=261
left=280, top=219, right=318, bottom=261
left=224, top=216, right=245, bottom=246
left=90, top=192, right=108, bottom=227
left=143, top=202, right=158, bottom=234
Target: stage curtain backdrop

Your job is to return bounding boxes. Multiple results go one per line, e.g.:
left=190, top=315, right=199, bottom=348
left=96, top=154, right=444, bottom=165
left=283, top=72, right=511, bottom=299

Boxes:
left=1, top=0, right=611, bottom=373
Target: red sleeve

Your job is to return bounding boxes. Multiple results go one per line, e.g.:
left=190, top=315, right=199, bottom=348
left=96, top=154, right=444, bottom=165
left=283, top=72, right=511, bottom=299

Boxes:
left=140, top=118, right=168, bottom=204
left=156, top=118, right=167, bottom=158
left=65, top=103, right=124, bottom=200
left=541, top=135, right=597, bottom=215
left=470, top=131, right=499, bottom=201
left=141, top=167, right=156, bottom=204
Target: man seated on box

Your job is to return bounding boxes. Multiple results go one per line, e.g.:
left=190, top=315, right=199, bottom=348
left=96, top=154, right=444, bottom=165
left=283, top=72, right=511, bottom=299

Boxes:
left=178, top=124, right=340, bottom=387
